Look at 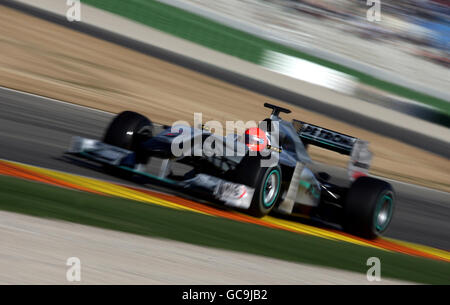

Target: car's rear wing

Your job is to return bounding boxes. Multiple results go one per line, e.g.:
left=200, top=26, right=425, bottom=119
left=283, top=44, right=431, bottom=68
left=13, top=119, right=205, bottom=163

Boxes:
left=292, top=120, right=373, bottom=180
left=293, top=119, right=359, bottom=155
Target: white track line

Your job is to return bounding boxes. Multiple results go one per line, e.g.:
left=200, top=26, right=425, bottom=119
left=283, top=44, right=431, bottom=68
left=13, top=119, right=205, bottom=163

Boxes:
left=0, top=86, right=114, bottom=116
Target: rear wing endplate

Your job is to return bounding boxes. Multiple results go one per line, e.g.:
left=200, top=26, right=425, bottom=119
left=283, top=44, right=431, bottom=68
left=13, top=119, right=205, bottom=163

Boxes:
left=292, top=120, right=373, bottom=180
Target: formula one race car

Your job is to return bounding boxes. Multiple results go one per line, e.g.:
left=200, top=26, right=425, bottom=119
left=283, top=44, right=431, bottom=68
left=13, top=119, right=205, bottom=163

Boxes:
left=67, top=103, right=395, bottom=239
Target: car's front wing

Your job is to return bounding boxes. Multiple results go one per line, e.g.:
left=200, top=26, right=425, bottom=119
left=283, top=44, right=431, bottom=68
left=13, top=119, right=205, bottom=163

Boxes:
left=66, top=136, right=255, bottom=209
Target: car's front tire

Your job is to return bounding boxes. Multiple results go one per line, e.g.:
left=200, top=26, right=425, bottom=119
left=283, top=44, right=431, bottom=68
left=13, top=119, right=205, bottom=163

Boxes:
left=234, top=156, right=282, bottom=217
left=103, top=111, right=153, bottom=151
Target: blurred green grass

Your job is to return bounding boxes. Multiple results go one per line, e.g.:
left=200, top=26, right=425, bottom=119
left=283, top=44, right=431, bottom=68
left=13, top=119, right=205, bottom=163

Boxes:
left=0, top=174, right=449, bottom=284
left=83, top=0, right=450, bottom=115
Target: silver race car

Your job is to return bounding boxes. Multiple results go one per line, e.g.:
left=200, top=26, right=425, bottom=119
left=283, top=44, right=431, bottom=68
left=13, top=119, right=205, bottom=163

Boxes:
left=67, top=103, right=395, bottom=239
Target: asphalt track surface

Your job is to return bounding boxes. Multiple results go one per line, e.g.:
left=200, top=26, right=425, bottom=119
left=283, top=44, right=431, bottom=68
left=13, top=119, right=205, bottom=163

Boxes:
left=0, top=88, right=449, bottom=251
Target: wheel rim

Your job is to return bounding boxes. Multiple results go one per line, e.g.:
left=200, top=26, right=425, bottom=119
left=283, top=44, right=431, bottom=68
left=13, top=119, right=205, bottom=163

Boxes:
left=374, top=193, right=393, bottom=232
left=263, top=169, right=280, bottom=208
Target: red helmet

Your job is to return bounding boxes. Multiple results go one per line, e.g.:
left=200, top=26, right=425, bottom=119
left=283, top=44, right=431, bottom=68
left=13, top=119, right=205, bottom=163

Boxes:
left=244, top=127, right=268, bottom=152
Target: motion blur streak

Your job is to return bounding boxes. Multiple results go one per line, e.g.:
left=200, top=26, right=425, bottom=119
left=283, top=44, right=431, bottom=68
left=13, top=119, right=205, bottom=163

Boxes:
left=1, top=159, right=448, bottom=263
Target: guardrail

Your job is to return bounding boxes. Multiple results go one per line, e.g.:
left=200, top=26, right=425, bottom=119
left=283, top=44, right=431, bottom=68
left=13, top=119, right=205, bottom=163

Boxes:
left=157, top=0, right=450, bottom=104
left=79, top=0, right=450, bottom=118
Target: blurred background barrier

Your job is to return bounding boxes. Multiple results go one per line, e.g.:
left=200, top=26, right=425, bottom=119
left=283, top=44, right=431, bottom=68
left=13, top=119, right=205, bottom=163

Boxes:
left=76, top=0, right=449, bottom=120
left=6, top=0, right=450, bottom=130
left=261, top=50, right=358, bottom=94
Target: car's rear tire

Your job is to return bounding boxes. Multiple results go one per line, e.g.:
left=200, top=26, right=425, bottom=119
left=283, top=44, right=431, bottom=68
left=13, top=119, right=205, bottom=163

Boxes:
left=103, top=111, right=153, bottom=151
left=343, top=177, right=395, bottom=239
left=234, top=156, right=282, bottom=217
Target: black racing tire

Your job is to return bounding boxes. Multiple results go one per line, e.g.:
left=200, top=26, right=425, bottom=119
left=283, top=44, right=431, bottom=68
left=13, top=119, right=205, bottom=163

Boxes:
left=234, top=157, right=282, bottom=217
left=343, top=176, right=395, bottom=239
left=103, top=111, right=153, bottom=151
